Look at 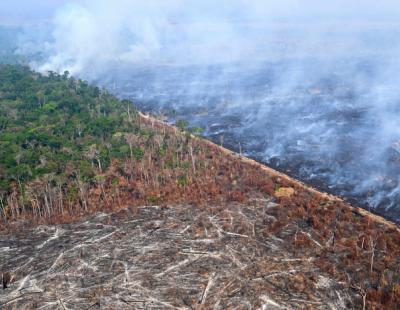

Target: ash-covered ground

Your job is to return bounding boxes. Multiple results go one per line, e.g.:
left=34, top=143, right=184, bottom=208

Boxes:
left=0, top=200, right=360, bottom=309
left=100, top=59, right=400, bottom=223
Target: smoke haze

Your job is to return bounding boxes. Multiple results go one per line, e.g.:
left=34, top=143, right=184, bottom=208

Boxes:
left=27, top=1, right=400, bottom=73
left=8, top=0, right=400, bottom=221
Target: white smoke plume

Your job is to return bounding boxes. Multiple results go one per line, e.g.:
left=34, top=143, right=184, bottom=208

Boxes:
left=33, top=0, right=400, bottom=74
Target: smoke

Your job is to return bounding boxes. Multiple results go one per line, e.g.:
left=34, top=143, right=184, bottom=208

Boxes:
left=16, top=0, right=400, bottom=221
left=32, top=0, right=400, bottom=74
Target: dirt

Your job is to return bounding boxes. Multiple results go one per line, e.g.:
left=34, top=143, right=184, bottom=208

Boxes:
left=1, top=201, right=358, bottom=309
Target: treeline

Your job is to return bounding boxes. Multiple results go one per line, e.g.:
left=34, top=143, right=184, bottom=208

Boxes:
left=0, top=66, right=168, bottom=219
left=0, top=65, right=265, bottom=224
left=0, top=65, right=138, bottom=218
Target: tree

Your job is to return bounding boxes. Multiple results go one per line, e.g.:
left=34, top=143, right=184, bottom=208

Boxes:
left=85, top=144, right=102, bottom=172
left=124, top=134, right=140, bottom=161
left=176, top=119, right=189, bottom=131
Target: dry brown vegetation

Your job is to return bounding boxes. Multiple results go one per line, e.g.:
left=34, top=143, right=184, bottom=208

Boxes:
left=1, top=113, right=279, bottom=227
left=1, top=114, right=399, bottom=309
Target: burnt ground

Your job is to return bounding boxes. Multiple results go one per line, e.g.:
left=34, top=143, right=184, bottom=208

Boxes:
left=0, top=200, right=357, bottom=310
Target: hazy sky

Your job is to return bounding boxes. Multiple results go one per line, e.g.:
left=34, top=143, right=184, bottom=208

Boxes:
left=2, top=0, right=400, bottom=26
left=0, top=0, right=75, bottom=25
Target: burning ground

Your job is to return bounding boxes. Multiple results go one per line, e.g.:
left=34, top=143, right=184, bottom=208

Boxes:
left=105, top=60, right=400, bottom=224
